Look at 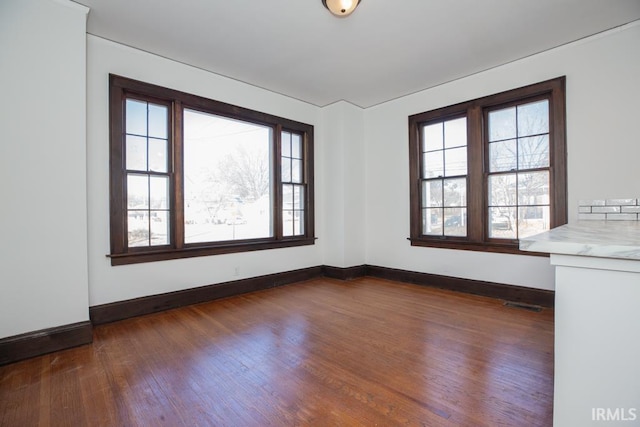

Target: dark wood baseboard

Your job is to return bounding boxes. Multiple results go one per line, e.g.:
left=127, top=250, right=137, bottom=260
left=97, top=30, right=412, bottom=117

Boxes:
left=90, top=263, right=553, bottom=327
left=0, top=321, right=93, bottom=366
left=365, top=265, right=554, bottom=308
left=323, top=265, right=368, bottom=280
left=90, top=266, right=324, bottom=325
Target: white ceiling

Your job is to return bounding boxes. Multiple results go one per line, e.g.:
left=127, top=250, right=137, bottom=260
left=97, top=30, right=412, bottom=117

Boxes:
left=73, top=0, right=640, bottom=108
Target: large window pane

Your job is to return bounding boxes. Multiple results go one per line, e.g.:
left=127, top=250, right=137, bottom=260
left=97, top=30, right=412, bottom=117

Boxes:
left=183, top=109, right=273, bottom=244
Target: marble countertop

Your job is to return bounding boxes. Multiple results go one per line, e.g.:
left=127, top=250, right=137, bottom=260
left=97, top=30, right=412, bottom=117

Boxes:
left=519, top=221, right=640, bottom=260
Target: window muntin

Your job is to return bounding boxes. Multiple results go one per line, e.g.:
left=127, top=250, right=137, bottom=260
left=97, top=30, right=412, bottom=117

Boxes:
left=109, top=75, right=314, bottom=265
left=408, top=77, right=566, bottom=254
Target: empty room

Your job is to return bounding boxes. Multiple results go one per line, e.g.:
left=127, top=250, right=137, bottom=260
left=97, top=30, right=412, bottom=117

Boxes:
left=2, top=1, right=640, bottom=426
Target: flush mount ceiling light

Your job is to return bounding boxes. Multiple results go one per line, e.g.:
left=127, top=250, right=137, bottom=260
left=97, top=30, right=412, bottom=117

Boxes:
left=322, top=0, right=361, bottom=17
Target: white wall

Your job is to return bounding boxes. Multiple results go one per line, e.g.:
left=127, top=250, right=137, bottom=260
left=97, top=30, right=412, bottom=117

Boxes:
left=363, top=22, right=640, bottom=290
left=86, top=36, right=325, bottom=306
left=0, top=0, right=90, bottom=338
left=321, top=101, right=366, bottom=268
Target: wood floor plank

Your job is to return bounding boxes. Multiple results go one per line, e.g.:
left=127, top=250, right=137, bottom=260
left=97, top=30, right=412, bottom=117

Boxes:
left=0, top=277, right=554, bottom=426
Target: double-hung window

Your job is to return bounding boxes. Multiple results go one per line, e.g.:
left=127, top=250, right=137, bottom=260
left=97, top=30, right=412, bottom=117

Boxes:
left=409, top=77, right=567, bottom=254
left=420, top=116, right=468, bottom=238
left=109, top=75, right=315, bottom=265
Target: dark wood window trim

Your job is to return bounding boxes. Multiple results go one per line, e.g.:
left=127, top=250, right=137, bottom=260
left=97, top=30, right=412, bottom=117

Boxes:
left=109, top=75, right=315, bottom=265
left=408, top=77, right=567, bottom=255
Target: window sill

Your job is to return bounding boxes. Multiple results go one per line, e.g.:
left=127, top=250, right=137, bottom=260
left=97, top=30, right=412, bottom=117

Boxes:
left=108, top=237, right=316, bottom=266
left=408, top=237, right=549, bottom=257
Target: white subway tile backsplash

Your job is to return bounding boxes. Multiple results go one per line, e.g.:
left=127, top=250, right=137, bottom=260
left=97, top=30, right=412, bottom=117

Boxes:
left=578, top=198, right=639, bottom=221
left=606, top=198, right=637, bottom=206
left=592, top=206, right=621, bottom=213
left=579, top=199, right=605, bottom=206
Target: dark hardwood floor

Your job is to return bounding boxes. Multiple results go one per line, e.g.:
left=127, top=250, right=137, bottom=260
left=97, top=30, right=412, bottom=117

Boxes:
left=0, top=277, right=554, bottom=426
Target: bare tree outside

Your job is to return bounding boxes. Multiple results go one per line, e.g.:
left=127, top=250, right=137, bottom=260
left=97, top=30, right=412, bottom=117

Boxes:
left=217, top=144, right=270, bottom=201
